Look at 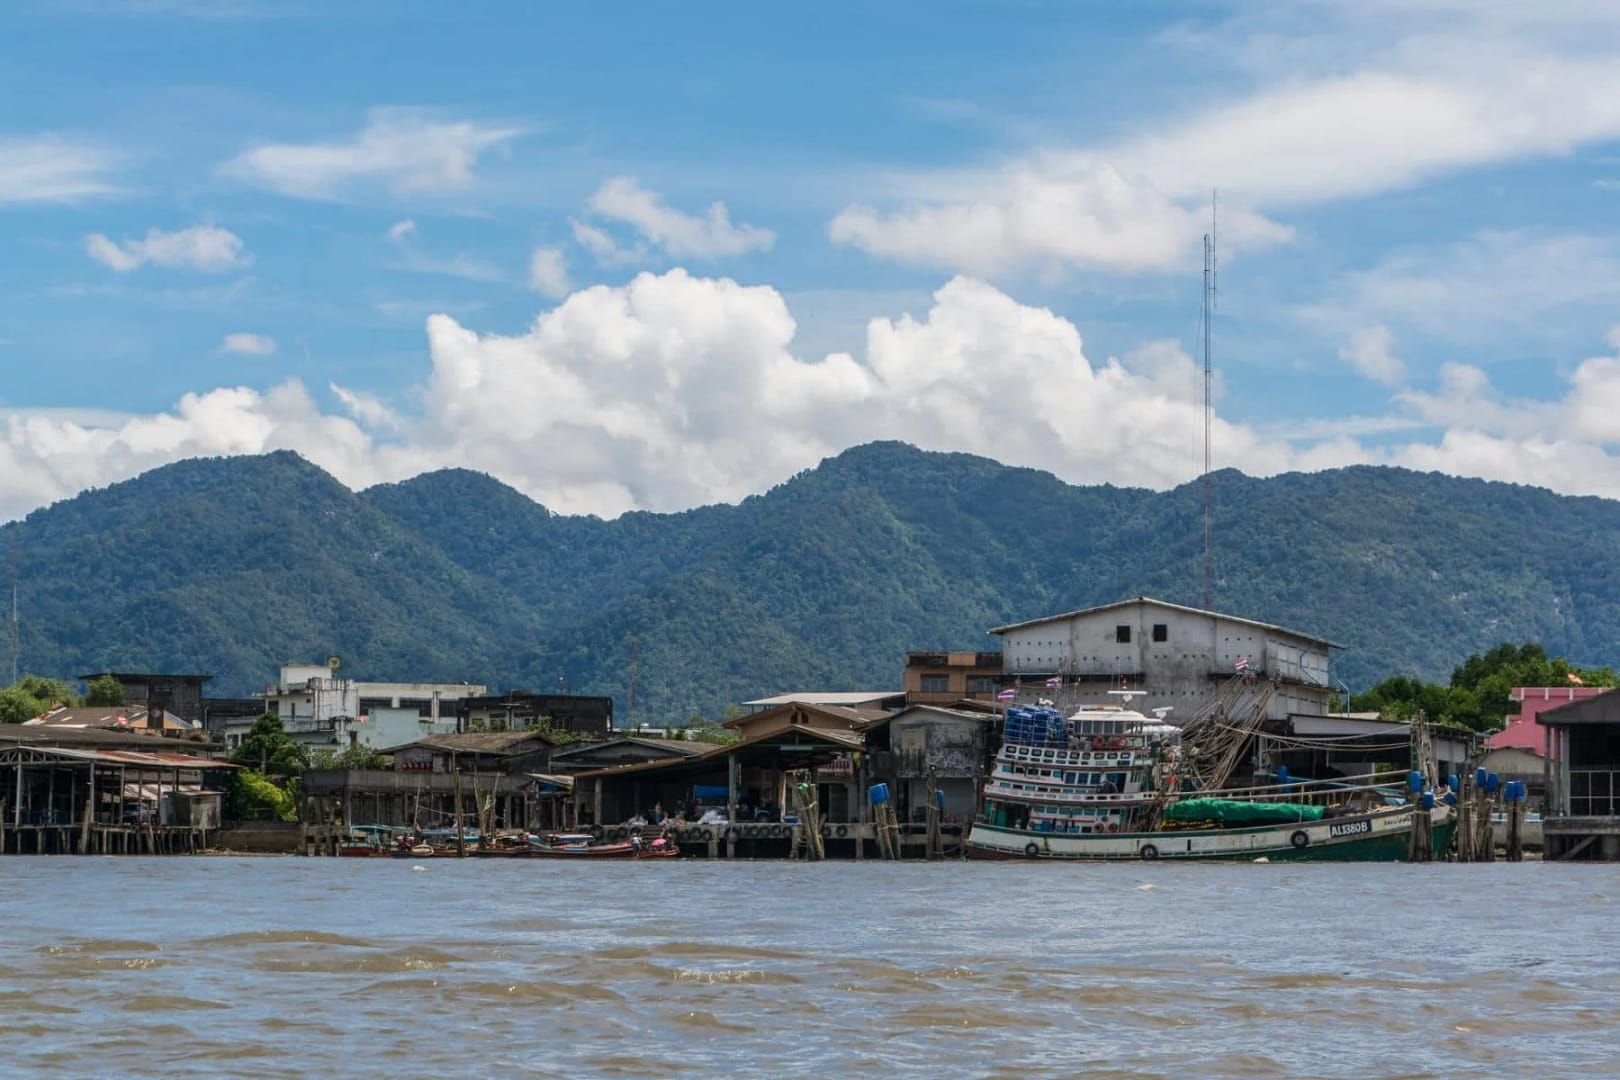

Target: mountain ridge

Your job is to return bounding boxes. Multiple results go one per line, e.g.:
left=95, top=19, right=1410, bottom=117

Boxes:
left=6, top=443, right=1620, bottom=718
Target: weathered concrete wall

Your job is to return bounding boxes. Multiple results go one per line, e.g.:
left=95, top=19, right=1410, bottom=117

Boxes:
left=1000, top=601, right=1334, bottom=721
left=212, top=822, right=303, bottom=853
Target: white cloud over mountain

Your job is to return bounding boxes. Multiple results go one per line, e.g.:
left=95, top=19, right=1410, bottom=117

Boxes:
left=85, top=224, right=250, bottom=273
left=6, top=270, right=1620, bottom=522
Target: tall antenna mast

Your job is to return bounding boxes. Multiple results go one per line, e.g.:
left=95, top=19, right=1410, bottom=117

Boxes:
left=626, top=633, right=638, bottom=731
left=1202, top=191, right=1217, bottom=610
left=8, top=540, right=18, bottom=686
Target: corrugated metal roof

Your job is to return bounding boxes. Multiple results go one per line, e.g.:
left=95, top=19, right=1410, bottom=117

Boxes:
left=741, top=691, right=903, bottom=707
left=723, top=701, right=888, bottom=730
left=1, top=744, right=237, bottom=768
left=572, top=724, right=865, bottom=781
left=378, top=730, right=557, bottom=755
left=988, top=596, right=1342, bottom=648
left=550, top=737, right=716, bottom=759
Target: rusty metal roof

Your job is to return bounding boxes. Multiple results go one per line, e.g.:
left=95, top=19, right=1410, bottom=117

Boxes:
left=0, top=744, right=238, bottom=769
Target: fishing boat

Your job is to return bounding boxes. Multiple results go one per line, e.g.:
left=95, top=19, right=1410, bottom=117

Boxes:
left=339, top=824, right=398, bottom=857
left=965, top=687, right=1454, bottom=861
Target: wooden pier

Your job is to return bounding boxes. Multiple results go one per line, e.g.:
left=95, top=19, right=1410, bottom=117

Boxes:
left=0, top=739, right=231, bottom=856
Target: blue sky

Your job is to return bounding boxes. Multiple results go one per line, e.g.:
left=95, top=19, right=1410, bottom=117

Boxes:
left=4, top=0, right=1620, bottom=518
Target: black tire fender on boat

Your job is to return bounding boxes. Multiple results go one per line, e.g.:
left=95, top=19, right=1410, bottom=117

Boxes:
left=1290, top=829, right=1309, bottom=849
left=696, top=828, right=711, bottom=843
left=1023, top=841, right=1041, bottom=858
left=1139, top=843, right=1159, bottom=860
left=774, top=824, right=789, bottom=839
left=835, top=824, right=849, bottom=839
left=722, top=828, right=738, bottom=845
left=821, top=823, right=832, bottom=839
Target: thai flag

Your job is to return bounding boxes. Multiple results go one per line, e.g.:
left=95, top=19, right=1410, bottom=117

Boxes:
left=1044, top=676, right=1062, bottom=688
left=996, top=688, right=1017, bottom=702
left=1234, top=656, right=1251, bottom=673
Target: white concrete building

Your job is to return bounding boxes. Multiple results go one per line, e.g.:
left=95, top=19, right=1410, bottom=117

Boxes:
left=224, top=663, right=487, bottom=753
left=990, top=597, right=1338, bottom=722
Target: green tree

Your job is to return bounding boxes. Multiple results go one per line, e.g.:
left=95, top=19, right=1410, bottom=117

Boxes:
left=230, top=712, right=309, bottom=778
left=1349, top=641, right=1618, bottom=732
left=0, top=675, right=78, bottom=724
left=84, top=674, right=125, bottom=707
left=223, top=768, right=299, bottom=821
left=308, top=744, right=387, bottom=771
left=680, top=722, right=739, bottom=746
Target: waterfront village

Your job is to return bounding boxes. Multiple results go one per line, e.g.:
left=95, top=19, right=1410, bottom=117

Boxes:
left=1, top=596, right=1614, bottom=861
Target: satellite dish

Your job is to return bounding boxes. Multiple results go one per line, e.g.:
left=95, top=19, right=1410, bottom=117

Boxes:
left=326, top=655, right=343, bottom=671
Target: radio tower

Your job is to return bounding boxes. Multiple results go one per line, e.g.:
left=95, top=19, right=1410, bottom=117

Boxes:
left=1201, top=193, right=1217, bottom=610
left=8, top=541, right=18, bottom=686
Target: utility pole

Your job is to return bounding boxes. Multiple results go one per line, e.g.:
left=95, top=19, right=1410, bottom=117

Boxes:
left=1201, top=191, right=1217, bottom=611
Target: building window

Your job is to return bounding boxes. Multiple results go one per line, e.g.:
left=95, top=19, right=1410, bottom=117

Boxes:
left=1115, top=625, right=1131, bottom=643
left=968, top=676, right=998, bottom=695
left=920, top=674, right=949, bottom=693
left=1152, top=624, right=1168, bottom=643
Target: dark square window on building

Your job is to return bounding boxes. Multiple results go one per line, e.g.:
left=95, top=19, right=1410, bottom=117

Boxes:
left=920, top=674, right=949, bottom=693
left=1152, top=624, right=1168, bottom=643
left=1115, top=625, right=1131, bottom=643
left=968, top=676, right=998, bottom=695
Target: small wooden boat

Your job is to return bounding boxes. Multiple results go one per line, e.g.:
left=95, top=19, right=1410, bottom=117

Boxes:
left=340, top=825, right=398, bottom=857
left=634, top=835, right=680, bottom=858
left=528, top=832, right=637, bottom=858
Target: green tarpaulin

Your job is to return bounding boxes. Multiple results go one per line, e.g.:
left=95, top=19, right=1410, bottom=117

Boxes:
left=1162, top=798, right=1326, bottom=827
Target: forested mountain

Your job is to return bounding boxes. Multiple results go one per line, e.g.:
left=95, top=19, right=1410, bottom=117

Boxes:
left=6, top=442, right=1620, bottom=721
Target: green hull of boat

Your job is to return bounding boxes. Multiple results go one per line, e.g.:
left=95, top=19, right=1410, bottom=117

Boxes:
left=1253, top=820, right=1455, bottom=863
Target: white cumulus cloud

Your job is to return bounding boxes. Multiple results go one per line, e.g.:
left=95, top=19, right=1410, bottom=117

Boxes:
left=1339, top=325, right=1405, bottom=384
left=8, top=273, right=1620, bottom=523
left=85, top=224, right=250, bottom=273
left=220, top=332, right=276, bottom=356
left=221, top=107, right=521, bottom=199
left=579, top=178, right=773, bottom=262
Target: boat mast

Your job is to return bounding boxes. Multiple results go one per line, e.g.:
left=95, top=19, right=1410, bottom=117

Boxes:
left=1201, top=192, right=1217, bottom=610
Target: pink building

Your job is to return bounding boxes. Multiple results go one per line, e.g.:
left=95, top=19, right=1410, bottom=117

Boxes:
left=1492, top=686, right=1609, bottom=754
left=1484, top=686, right=1608, bottom=805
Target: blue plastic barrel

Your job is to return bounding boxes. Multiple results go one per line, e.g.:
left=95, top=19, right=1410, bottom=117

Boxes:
left=1487, top=772, right=1501, bottom=793
left=869, top=783, right=890, bottom=805
left=1475, top=767, right=1488, bottom=788
left=1447, top=774, right=1459, bottom=793
left=1421, top=791, right=1435, bottom=809
left=1408, top=771, right=1423, bottom=793
left=1276, top=765, right=1290, bottom=785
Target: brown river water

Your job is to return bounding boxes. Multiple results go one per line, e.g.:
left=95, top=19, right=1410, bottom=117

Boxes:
left=0, top=858, right=1614, bottom=1078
